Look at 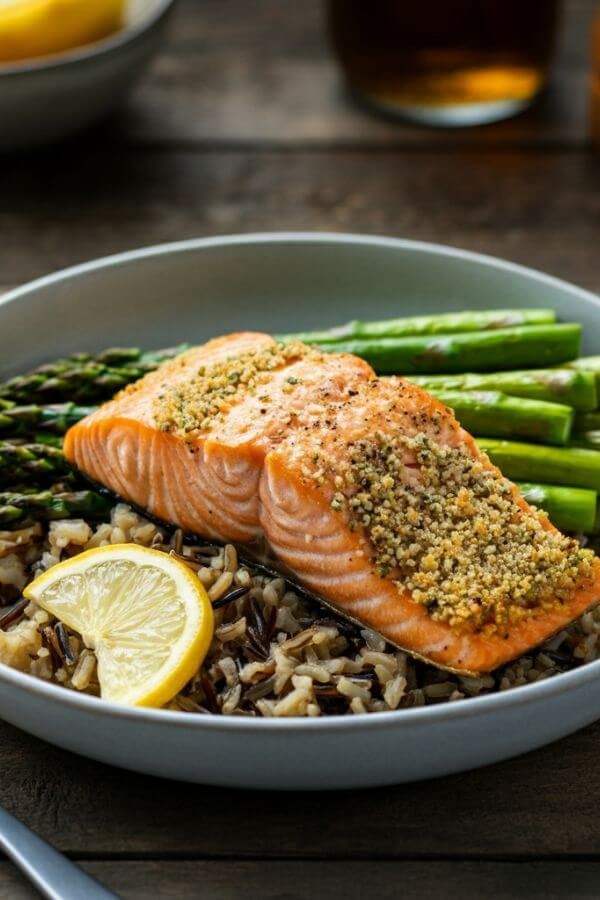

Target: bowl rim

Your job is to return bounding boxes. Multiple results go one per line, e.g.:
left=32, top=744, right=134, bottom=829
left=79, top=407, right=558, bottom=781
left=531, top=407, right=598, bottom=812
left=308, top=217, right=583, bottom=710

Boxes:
left=0, top=0, right=175, bottom=77
left=1, top=229, right=600, bottom=735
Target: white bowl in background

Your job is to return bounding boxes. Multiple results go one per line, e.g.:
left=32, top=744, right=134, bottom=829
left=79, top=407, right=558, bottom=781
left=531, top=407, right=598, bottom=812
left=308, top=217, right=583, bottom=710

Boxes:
left=0, top=0, right=175, bottom=152
left=0, top=232, right=599, bottom=789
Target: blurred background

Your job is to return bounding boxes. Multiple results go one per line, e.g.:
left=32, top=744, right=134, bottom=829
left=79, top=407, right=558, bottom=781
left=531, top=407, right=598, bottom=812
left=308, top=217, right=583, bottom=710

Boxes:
left=0, top=0, right=597, bottom=293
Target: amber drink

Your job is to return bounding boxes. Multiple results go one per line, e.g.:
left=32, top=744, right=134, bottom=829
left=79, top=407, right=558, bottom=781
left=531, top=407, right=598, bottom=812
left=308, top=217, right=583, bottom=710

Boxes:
left=327, top=0, right=561, bottom=126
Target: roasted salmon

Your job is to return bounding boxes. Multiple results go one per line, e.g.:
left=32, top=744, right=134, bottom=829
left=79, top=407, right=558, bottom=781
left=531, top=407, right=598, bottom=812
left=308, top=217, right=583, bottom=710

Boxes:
left=64, top=332, right=600, bottom=674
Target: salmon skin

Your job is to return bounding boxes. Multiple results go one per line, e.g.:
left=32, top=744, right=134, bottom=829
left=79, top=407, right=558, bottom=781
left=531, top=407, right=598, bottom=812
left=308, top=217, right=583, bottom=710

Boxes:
left=65, top=332, right=600, bottom=675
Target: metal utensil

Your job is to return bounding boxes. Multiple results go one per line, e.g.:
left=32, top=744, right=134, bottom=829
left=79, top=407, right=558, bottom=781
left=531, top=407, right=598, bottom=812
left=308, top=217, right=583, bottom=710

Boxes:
left=0, top=805, right=118, bottom=899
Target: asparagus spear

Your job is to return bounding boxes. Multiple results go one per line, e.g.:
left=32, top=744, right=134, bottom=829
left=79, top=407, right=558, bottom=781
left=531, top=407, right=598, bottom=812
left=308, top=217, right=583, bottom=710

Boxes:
left=0, top=402, right=94, bottom=437
left=315, top=324, right=581, bottom=374
left=0, top=442, right=71, bottom=486
left=0, top=488, right=113, bottom=528
left=477, top=438, right=600, bottom=492
left=516, top=482, right=597, bottom=534
left=566, top=357, right=600, bottom=396
left=31, top=433, right=64, bottom=448
left=0, top=344, right=189, bottom=405
left=568, top=356, right=600, bottom=374
left=278, top=308, right=556, bottom=343
left=406, top=368, right=597, bottom=412
left=432, top=390, right=573, bottom=445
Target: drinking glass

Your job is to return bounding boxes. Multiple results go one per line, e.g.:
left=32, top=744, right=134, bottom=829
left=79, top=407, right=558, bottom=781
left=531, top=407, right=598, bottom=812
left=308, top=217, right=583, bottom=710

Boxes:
left=327, top=0, right=561, bottom=126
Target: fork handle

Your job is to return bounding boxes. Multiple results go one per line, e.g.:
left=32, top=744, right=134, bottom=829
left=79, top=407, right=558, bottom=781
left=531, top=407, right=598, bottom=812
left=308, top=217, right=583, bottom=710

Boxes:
left=0, top=805, right=118, bottom=900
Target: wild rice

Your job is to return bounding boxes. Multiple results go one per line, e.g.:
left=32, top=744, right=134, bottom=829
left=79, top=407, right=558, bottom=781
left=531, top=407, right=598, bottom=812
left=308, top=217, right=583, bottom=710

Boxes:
left=71, top=650, right=97, bottom=691
left=1, top=502, right=600, bottom=716
left=208, top=571, right=234, bottom=602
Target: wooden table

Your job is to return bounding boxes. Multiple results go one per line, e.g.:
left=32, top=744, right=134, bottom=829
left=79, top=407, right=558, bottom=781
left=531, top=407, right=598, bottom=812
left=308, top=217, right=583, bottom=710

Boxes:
left=0, top=2, right=599, bottom=897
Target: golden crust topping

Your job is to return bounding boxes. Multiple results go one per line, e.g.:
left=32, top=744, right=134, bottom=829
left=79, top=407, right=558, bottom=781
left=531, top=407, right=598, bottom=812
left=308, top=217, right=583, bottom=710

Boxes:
left=329, top=432, right=595, bottom=633
left=153, top=341, right=316, bottom=434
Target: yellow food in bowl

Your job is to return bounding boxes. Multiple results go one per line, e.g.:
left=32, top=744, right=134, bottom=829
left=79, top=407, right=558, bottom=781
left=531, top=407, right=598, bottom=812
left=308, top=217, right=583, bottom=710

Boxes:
left=0, top=0, right=125, bottom=63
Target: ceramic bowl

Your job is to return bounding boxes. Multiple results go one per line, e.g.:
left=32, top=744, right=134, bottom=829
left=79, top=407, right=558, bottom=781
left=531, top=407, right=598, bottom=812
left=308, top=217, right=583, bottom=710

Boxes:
left=1, top=232, right=599, bottom=789
left=0, top=0, right=175, bottom=152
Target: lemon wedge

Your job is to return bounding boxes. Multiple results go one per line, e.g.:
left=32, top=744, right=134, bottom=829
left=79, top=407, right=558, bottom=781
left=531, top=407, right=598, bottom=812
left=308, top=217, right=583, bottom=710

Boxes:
left=0, top=0, right=124, bottom=64
left=24, top=544, right=214, bottom=707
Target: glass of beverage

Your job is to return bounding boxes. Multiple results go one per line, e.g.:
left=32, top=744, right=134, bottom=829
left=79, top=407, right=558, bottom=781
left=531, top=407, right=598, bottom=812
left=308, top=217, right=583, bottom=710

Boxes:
left=327, top=0, right=561, bottom=127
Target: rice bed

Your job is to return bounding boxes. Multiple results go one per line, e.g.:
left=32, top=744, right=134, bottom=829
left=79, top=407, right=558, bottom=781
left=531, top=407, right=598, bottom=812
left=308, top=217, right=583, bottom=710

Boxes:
left=1, top=504, right=599, bottom=717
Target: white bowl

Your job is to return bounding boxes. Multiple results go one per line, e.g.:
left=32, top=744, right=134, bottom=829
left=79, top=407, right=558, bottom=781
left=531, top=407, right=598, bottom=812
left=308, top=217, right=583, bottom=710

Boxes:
left=1, top=232, right=599, bottom=789
left=0, top=0, right=175, bottom=152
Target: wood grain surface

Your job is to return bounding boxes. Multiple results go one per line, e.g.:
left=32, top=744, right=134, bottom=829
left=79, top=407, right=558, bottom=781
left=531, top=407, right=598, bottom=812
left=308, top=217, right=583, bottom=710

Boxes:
left=0, top=149, right=598, bottom=290
left=3, top=861, right=600, bottom=900
left=0, top=0, right=598, bottom=897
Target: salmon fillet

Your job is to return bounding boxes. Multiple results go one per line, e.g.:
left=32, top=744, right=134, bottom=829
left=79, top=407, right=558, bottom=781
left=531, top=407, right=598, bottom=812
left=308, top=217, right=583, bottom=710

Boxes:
left=65, top=333, right=373, bottom=543
left=65, top=332, right=600, bottom=674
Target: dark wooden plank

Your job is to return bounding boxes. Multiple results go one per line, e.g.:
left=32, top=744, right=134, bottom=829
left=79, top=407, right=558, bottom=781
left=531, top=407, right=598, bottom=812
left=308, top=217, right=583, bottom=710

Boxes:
left=1, top=717, right=600, bottom=858
left=108, top=0, right=595, bottom=148
left=2, top=859, right=600, bottom=900
left=0, top=149, right=598, bottom=290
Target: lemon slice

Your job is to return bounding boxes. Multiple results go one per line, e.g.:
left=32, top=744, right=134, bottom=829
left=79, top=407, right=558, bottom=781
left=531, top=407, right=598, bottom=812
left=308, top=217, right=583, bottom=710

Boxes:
left=0, top=0, right=124, bottom=64
left=24, top=544, right=214, bottom=707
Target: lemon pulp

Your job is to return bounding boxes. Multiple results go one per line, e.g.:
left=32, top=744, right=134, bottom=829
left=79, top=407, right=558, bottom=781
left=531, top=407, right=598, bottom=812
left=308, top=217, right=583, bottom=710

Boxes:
left=24, top=544, right=214, bottom=707
left=0, top=0, right=125, bottom=64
